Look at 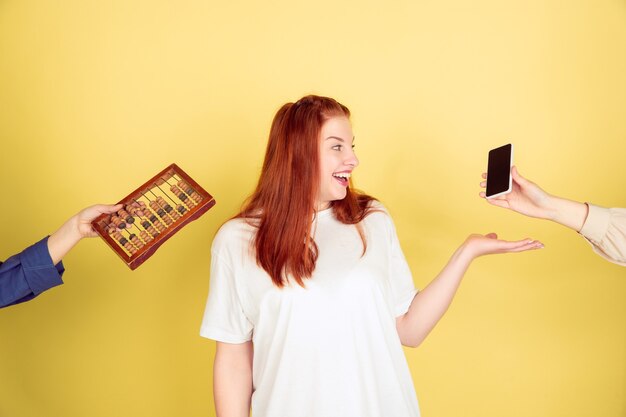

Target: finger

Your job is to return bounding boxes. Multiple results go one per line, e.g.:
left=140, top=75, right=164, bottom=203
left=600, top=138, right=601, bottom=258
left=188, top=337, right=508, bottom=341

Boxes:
left=482, top=173, right=487, bottom=179
left=480, top=181, right=486, bottom=188
left=504, top=238, right=533, bottom=246
left=486, top=198, right=509, bottom=209
left=104, top=203, right=124, bottom=213
left=80, top=203, right=123, bottom=222
left=479, top=191, right=486, bottom=198
left=92, top=203, right=123, bottom=215
left=485, top=233, right=498, bottom=239
left=495, top=238, right=537, bottom=250
left=84, top=228, right=99, bottom=238
left=511, top=166, right=528, bottom=186
left=505, top=240, right=544, bottom=252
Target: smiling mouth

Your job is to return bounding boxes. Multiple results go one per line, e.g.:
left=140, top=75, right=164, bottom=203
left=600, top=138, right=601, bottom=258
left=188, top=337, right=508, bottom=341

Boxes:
left=332, top=172, right=351, bottom=186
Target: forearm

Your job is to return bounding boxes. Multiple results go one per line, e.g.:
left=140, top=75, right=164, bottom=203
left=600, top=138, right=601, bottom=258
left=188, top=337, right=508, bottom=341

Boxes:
left=214, top=345, right=253, bottom=417
left=47, top=215, right=82, bottom=265
left=398, top=246, right=473, bottom=347
left=545, top=195, right=588, bottom=232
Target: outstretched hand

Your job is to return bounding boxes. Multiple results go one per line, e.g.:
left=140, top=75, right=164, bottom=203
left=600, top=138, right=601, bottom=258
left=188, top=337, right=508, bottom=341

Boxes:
left=76, top=204, right=124, bottom=238
left=47, top=203, right=123, bottom=265
left=479, top=166, right=553, bottom=220
left=462, top=232, right=543, bottom=259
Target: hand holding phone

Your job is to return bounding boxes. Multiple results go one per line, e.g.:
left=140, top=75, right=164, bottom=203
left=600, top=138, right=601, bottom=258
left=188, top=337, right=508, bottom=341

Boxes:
left=486, top=143, right=513, bottom=199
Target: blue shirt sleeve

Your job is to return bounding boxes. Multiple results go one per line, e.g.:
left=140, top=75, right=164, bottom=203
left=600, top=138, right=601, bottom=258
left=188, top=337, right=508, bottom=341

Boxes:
left=0, top=236, right=65, bottom=308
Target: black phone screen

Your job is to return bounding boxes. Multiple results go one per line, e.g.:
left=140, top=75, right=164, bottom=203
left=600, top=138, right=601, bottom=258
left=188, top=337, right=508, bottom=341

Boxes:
left=486, top=144, right=512, bottom=197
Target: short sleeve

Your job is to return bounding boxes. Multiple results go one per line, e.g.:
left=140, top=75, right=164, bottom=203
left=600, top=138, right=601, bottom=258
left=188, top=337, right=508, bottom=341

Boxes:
left=200, top=252, right=253, bottom=343
left=384, top=212, right=418, bottom=317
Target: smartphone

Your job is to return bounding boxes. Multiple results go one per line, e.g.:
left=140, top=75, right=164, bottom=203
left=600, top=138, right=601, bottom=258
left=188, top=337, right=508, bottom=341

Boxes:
left=486, top=143, right=513, bottom=199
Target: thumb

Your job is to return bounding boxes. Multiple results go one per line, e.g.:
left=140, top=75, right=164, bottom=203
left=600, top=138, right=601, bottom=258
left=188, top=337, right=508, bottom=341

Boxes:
left=511, top=166, right=529, bottom=186
left=96, top=203, right=124, bottom=214
left=80, top=203, right=123, bottom=222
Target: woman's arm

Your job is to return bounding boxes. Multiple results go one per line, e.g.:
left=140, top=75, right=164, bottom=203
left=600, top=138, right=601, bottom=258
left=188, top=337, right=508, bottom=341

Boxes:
left=1, top=203, right=123, bottom=308
left=396, top=233, right=543, bottom=348
left=479, top=166, right=588, bottom=232
left=47, top=204, right=122, bottom=265
left=214, top=341, right=253, bottom=417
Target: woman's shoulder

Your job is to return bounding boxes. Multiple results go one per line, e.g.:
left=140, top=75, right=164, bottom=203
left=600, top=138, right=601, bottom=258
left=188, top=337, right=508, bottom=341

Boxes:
left=366, top=199, right=389, bottom=213
left=364, top=200, right=392, bottom=221
left=212, top=217, right=258, bottom=252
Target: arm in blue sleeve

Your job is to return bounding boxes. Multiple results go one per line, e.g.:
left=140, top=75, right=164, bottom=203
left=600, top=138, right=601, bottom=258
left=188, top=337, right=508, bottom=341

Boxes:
left=0, top=236, right=65, bottom=308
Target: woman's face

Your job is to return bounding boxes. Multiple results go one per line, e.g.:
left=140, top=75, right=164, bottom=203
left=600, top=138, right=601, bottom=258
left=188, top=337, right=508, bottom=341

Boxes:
left=317, top=116, right=359, bottom=210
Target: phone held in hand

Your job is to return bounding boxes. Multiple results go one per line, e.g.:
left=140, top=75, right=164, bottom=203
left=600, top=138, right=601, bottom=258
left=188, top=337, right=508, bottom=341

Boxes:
left=486, top=143, right=513, bottom=199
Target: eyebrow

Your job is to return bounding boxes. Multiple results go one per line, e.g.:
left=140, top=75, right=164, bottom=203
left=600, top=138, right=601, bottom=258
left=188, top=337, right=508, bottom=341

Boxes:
left=325, top=136, right=355, bottom=142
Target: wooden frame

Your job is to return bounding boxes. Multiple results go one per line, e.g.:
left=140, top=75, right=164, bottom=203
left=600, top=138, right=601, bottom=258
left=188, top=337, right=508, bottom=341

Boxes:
left=92, top=163, right=216, bottom=270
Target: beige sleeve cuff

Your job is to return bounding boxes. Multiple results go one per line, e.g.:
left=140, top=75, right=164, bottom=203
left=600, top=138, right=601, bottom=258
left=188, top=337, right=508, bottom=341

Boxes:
left=579, top=203, right=611, bottom=243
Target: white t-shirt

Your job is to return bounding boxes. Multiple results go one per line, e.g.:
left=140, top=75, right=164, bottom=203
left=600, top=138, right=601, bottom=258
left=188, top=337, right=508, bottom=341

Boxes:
left=200, top=203, right=420, bottom=417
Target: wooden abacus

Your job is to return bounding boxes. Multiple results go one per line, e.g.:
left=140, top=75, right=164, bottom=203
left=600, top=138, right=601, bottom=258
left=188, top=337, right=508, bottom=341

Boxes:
left=92, top=163, right=216, bottom=270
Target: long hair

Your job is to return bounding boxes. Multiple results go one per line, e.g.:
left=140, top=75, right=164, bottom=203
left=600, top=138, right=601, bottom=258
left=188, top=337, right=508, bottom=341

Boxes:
left=237, top=95, right=377, bottom=288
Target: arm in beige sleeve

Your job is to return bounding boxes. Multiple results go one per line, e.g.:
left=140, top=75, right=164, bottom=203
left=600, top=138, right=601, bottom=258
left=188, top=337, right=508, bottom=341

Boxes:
left=578, top=204, right=626, bottom=266
left=479, top=167, right=625, bottom=266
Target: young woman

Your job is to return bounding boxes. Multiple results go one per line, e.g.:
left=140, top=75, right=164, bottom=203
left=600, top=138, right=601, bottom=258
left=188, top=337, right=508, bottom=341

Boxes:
left=200, top=95, right=542, bottom=417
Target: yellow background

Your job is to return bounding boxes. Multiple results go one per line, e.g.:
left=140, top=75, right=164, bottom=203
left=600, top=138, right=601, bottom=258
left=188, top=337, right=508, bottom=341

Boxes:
left=0, top=1, right=624, bottom=416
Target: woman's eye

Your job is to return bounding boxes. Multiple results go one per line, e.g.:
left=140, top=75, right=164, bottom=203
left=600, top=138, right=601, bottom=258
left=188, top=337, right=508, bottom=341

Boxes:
left=332, top=145, right=343, bottom=151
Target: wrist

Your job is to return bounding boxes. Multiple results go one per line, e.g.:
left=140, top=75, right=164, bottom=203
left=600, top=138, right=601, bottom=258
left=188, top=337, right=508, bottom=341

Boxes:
left=51, top=215, right=83, bottom=247
left=47, top=215, right=82, bottom=265
left=67, top=215, right=85, bottom=241
left=455, top=242, right=477, bottom=264
left=543, top=194, right=561, bottom=221
left=546, top=196, right=588, bottom=231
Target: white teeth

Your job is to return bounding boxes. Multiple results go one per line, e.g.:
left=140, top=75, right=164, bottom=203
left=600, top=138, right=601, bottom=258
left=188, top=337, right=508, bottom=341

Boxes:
left=333, top=172, right=351, bottom=179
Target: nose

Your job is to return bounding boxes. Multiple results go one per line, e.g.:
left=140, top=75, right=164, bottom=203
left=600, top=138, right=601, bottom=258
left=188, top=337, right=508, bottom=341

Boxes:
left=345, top=148, right=359, bottom=168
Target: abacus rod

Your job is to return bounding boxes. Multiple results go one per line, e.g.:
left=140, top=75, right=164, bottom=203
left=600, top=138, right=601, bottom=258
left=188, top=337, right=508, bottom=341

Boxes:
left=154, top=181, right=180, bottom=206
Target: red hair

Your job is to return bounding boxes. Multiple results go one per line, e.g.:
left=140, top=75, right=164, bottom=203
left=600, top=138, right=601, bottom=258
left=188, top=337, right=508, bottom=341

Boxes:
left=237, top=95, right=377, bottom=288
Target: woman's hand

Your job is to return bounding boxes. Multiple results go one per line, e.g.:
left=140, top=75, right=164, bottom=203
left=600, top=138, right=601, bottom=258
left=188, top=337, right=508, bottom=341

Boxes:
left=479, top=166, right=554, bottom=219
left=47, top=203, right=123, bottom=264
left=460, top=232, right=543, bottom=260
left=479, top=166, right=589, bottom=231
left=397, top=232, right=543, bottom=348
left=75, top=204, right=124, bottom=238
